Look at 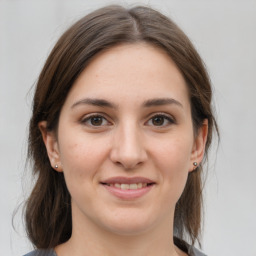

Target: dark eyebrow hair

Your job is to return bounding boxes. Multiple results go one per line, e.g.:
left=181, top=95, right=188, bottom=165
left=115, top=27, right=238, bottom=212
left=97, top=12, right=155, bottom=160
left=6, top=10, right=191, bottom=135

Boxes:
left=71, top=97, right=183, bottom=109
left=142, top=98, right=183, bottom=108
left=71, top=98, right=118, bottom=109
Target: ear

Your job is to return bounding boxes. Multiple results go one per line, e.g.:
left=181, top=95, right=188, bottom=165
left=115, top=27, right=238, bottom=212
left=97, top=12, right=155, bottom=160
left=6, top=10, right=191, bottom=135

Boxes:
left=38, top=121, right=62, bottom=172
left=189, top=119, right=208, bottom=172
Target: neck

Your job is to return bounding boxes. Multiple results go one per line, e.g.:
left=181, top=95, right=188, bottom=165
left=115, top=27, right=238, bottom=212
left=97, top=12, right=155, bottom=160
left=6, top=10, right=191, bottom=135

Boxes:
left=55, top=203, right=181, bottom=256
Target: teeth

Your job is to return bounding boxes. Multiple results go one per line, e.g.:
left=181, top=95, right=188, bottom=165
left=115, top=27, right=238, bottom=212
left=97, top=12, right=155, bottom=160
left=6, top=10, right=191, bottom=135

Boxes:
left=137, top=183, right=142, bottom=188
left=129, top=184, right=138, bottom=190
left=120, top=184, right=129, bottom=190
left=109, top=183, right=149, bottom=190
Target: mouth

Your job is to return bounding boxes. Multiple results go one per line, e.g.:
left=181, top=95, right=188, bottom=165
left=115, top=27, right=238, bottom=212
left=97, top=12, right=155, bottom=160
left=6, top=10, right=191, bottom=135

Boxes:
left=100, top=177, right=156, bottom=200
left=100, top=182, right=154, bottom=190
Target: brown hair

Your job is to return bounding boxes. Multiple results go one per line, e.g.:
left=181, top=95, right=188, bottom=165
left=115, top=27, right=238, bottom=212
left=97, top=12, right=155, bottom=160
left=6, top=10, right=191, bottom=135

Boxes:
left=25, top=5, right=218, bottom=249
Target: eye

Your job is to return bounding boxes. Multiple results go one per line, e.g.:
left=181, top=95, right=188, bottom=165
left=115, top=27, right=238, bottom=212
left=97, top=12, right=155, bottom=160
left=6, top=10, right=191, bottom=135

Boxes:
left=81, top=114, right=110, bottom=127
left=146, top=114, right=175, bottom=127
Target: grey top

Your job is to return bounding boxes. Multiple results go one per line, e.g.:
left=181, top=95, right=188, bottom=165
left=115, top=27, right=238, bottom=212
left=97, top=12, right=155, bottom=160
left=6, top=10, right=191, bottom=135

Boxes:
left=23, top=249, right=56, bottom=256
left=189, top=246, right=207, bottom=256
left=24, top=244, right=206, bottom=256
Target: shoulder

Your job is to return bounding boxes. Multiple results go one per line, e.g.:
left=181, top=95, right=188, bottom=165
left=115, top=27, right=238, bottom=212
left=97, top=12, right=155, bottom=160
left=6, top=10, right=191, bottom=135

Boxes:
left=23, top=249, right=56, bottom=256
left=189, top=245, right=207, bottom=256
left=174, top=237, right=207, bottom=256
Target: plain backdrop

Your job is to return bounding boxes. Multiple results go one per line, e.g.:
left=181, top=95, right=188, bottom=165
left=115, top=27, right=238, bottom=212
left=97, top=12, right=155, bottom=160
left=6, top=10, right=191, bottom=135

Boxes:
left=1, top=0, right=256, bottom=255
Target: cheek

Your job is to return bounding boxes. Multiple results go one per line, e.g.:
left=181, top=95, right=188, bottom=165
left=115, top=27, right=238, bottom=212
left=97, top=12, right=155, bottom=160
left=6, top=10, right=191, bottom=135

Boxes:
left=57, top=136, right=105, bottom=206
left=58, top=131, right=109, bottom=184
left=154, top=136, right=192, bottom=170
left=151, top=136, right=193, bottom=198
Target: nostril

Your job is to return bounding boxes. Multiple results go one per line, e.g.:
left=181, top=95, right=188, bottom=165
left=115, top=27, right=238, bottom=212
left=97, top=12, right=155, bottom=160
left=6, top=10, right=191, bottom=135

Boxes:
left=114, top=160, right=142, bottom=170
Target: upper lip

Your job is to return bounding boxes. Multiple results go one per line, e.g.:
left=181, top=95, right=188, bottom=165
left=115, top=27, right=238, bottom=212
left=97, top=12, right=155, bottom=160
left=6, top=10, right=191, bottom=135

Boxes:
left=100, top=176, right=155, bottom=185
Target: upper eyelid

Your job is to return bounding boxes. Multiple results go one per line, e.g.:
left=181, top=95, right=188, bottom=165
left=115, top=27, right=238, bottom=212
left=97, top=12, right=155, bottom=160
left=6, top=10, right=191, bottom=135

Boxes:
left=146, top=112, right=176, bottom=121
left=81, top=113, right=111, bottom=121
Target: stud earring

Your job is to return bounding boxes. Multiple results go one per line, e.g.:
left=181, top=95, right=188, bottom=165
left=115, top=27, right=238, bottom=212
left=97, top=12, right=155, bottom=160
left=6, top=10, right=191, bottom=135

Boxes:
left=55, top=164, right=58, bottom=168
left=193, top=162, right=198, bottom=167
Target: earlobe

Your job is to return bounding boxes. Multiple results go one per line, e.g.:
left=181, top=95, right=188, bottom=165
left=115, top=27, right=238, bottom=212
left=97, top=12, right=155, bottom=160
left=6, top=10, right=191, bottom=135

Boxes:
left=38, top=121, right=62, bottom=172
left=189, top=119, right=208, bottom=172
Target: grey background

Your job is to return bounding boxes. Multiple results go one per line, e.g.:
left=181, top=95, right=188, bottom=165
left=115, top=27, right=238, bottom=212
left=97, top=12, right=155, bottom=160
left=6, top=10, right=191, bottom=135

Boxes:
left=1, top=0, right=256, bottom=255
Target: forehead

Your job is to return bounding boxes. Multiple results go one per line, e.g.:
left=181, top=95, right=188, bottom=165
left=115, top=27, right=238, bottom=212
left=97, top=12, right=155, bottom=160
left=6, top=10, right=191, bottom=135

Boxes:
left=63, top=43, right=190, bottom=109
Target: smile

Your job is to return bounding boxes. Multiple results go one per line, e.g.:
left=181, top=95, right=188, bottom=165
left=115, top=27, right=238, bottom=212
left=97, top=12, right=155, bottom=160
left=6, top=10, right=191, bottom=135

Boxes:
left=105, top=183, right=148, bottom=190
left=100, top=177, right=155, bottom=200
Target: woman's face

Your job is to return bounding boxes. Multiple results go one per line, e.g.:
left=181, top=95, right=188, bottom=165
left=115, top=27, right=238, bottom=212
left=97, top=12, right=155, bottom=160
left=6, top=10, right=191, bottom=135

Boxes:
left=42, top=43, right=207, bottom=236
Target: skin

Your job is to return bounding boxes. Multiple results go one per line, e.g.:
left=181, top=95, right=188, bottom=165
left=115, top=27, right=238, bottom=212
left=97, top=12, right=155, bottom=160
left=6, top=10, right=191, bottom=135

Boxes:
left=39, top=43, right=208, bottom=256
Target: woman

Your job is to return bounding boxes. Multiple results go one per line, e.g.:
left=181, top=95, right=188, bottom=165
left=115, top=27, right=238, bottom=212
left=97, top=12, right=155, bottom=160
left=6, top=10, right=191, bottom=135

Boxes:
left=24, top=5, right=218, bottom=256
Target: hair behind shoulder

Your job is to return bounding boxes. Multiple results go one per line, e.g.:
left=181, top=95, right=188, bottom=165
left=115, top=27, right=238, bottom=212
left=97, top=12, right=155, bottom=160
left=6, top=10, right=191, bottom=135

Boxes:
left=25, top=4, right=218, bottom=248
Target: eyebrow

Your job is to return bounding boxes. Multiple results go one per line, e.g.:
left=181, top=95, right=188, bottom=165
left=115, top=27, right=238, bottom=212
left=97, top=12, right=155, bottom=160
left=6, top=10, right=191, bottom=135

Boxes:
left=142, top=98, right=183, bottom=108
left=71, top=98, right=118, bottom=109
left=71, top=97, right=183, bottom=109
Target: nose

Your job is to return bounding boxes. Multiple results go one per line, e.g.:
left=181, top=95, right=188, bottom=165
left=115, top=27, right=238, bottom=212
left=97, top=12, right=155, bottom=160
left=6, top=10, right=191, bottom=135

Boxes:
left=109, top=123, right=148, bottom=170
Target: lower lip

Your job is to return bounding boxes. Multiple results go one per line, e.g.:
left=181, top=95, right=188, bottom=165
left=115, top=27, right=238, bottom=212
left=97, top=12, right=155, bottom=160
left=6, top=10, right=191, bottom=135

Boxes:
left=102, top=184, right=154, bottom=200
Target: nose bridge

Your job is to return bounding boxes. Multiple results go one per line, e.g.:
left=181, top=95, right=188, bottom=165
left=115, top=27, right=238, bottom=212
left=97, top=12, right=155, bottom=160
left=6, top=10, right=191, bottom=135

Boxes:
left=110, top=119, right=147, bottom=169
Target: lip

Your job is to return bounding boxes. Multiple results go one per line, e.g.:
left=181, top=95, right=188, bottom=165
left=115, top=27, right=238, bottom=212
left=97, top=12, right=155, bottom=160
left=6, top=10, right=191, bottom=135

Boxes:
left=101, top=176, right=155, bottom=184
left=100, top=176, right=155, bottom=200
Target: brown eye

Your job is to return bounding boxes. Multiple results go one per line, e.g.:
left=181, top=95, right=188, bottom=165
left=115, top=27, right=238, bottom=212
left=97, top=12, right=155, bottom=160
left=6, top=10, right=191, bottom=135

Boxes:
left=147, top=114, right=175, bottom=127
left=90, top=116, right=103, bottom=126
left=152, top=116, right=165, bottom=126
left=81, top=115, right=109, bottom=127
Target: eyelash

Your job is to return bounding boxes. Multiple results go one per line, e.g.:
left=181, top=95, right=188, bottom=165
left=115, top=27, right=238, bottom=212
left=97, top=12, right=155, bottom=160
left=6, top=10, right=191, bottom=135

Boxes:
left=80, top=113, right=176, bottom=128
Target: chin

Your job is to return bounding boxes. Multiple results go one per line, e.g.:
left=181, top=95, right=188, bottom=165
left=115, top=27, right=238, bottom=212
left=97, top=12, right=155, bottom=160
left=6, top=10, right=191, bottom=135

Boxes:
left=98, top=208, right=159, bottom=236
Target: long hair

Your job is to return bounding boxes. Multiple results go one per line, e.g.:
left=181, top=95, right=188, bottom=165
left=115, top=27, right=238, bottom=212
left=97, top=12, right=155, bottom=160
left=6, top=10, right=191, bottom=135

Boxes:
left=25, top=5, right=218, bottom=248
